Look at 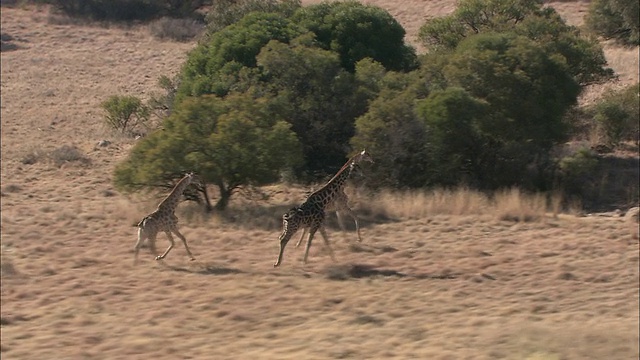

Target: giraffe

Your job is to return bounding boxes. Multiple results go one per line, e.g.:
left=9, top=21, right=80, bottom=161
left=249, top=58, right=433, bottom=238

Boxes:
left=133, top=172, right=199, bottom=265
left=273, top=150, right=373, bottom=267
left=294, top=188, right=362, bottom=248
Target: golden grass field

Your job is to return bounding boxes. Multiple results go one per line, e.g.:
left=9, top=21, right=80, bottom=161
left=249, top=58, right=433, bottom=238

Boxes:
left=1, top=2, right=639, bottom=359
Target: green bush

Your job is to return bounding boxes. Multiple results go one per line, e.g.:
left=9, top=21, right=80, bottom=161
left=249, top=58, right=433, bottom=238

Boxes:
left=147, top=75, right=179, bottom=119
left=558, top=147, right=599, bottom=197
left=586, top=0, right=640, bottom=45
left=101, top=95, right=150, bottom=135
left=591, top=83, right=640, bottom=147
left=178, top=12, right=302, bottom=99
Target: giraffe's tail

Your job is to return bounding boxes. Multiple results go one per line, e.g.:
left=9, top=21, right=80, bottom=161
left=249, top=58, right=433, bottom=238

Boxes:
left=136, top=216, right=151, bottom=228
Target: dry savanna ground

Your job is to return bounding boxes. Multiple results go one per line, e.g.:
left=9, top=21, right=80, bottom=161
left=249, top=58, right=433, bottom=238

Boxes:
left=1, top=2, right=639, bottom=359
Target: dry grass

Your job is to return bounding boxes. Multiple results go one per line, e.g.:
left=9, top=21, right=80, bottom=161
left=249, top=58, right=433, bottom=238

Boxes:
left=1, top=3, right=639, bottom=360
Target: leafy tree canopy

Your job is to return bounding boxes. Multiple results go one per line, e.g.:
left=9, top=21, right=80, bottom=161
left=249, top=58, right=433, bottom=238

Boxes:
left=354, top=31, right=582, bottom=189
left=114, top=93, right=302, bottom=210
left=178, top=12, right=304, bottom=98
left=206, top=0, right=301, bottom=33
left=419, top=0, right=613, bottom=84
left=255, top=36, right=369, bottom=176
left=292, top=0, right=418, bottom=72
left=443, top=32, right=579, bottom=146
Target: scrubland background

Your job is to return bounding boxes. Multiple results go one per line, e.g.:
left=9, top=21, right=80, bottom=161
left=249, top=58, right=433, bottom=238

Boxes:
left=1, top=1, right=639, bottom=359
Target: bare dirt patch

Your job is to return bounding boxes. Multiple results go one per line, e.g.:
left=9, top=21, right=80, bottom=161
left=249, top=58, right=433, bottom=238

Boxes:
left=1, top=3, right=638, bottom=360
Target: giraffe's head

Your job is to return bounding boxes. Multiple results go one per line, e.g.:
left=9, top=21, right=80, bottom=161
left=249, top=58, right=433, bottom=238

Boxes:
left=183, top=172, right=204, bottom=188
left=353, top=149, right=373, bottom=164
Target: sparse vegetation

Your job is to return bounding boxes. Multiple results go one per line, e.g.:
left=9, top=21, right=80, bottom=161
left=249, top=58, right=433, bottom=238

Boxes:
left=18, top=145, right=90, bottom=167
left=1, top=3, right=638, bottom=360
left=48, top=0, right=208, bottom=22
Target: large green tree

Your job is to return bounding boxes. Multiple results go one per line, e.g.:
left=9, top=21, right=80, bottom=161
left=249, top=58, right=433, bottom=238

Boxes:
left=292, top=1, right=418, bottom=72
left=178, top=12, right=303, bottom=98
left=174, top=3, right=418, bottom=177
left=354, top=32, right=583, bottom=189
left=114, top=94, right=302, bottom=210
left=255, top=35, right=368, bottom=176
left=419, top=0, right=613, bottom=84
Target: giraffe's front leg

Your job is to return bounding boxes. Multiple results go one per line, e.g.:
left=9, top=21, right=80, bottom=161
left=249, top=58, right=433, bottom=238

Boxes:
left=173, top=228, right=196, bottom=261
left=156, top=231, right=175, bottom=261
left=318, top=227, right=335, bottom=261
left=274, top=229, right=295, bottom=267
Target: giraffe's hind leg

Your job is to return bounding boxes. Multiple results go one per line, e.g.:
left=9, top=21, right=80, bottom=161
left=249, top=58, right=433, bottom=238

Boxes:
left=318, top=227, right=335, bottom=261
left=337, top=207, right=362, bottom=242
left=295, top=227, right=307, bottom=248
left=303, top=225, right=333, bottom=263
left=133, top=227, right=146, bottom=265
left=134, top=223, right=158, bottom=265
left=302, top=228, right=317, bottom=264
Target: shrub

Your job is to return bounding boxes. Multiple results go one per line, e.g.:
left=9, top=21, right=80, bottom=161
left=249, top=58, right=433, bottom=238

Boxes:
left=147, top=75, right=180, bottom=120
left=49, top=145, right=91, bottom=167
left=586, top=0, right=640, bottom=45
left=590, top=83, right=640, bottom=147
left=101, top=95, right=150, bottom=135
left=557, top=147, right=599, bottom=196
left=149, top=17, right=205, bottom=42
left=292, top=1, right=417, bottom=72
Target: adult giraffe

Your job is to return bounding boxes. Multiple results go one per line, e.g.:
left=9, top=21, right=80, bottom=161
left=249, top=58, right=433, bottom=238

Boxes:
left=273, top=150, right=373, bottom=267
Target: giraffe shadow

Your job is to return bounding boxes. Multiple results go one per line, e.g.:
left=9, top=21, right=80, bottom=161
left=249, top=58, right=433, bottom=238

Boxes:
left=323, top=263, right=461, bottom=281
left=161, top=262, right=244, bottom=276
left=324, top=263, right=407, bottom=280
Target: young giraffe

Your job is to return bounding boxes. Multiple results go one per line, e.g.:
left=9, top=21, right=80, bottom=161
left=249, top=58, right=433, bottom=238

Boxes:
left=133, top=172, right=199, bottom=265
left=273, top=150, right=373, bottom=267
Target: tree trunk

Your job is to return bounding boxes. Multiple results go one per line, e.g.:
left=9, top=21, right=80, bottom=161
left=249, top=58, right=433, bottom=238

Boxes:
left=199, top=183, right=214, bottom=213
left=214, top=181, right=232, bottom=211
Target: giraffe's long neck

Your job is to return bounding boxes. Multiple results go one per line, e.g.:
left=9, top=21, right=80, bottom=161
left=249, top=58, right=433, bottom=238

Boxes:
left=308, top=158, right=356, bottom=208
left=157, top=175, right=192, bottom=213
